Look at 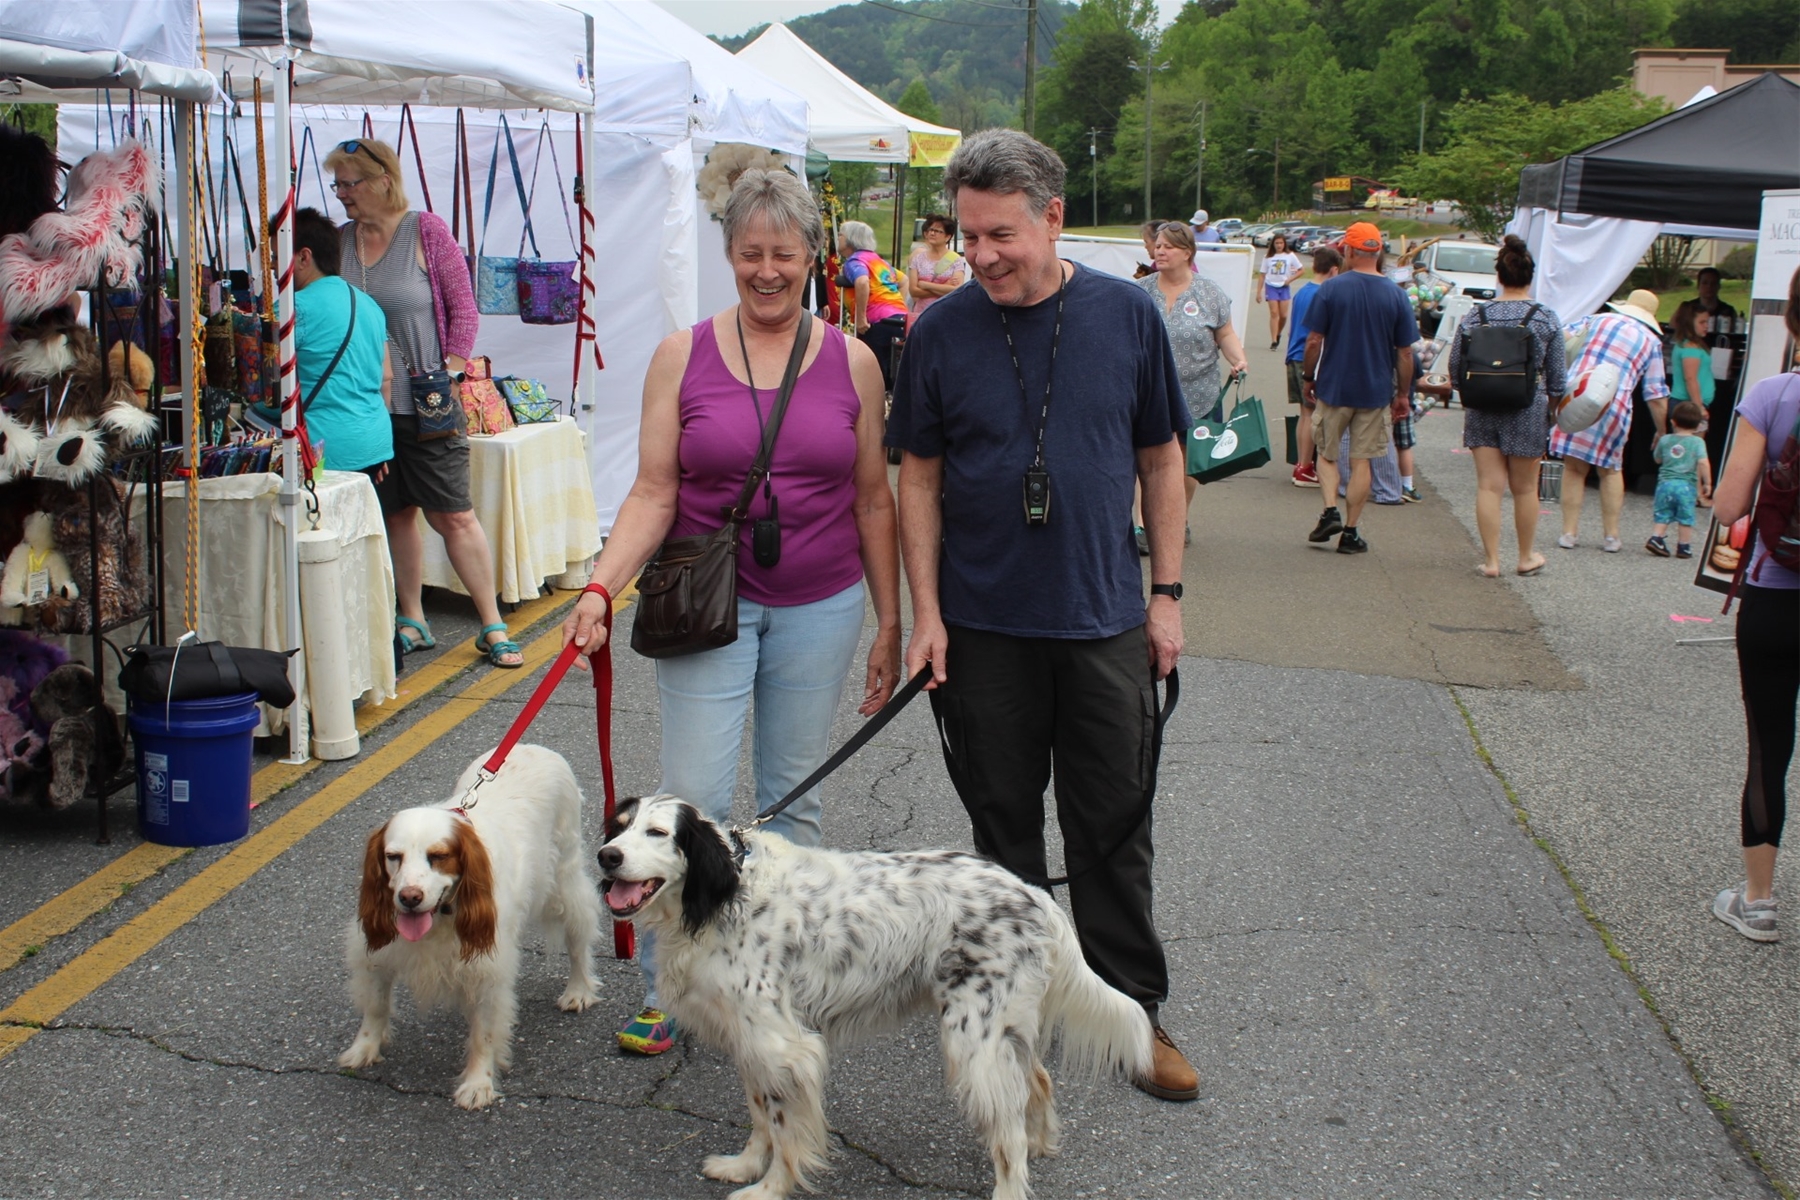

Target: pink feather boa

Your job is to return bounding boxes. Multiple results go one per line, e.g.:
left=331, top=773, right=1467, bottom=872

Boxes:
left=0, top=141, right=160, bottom=325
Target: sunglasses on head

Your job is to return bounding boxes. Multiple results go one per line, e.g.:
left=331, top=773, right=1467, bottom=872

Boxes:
left=337, top=139, right=383, bottom=166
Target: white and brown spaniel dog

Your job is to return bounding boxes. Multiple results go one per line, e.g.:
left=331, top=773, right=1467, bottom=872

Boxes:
left=340, top=745, right=603, bottom=1109
left=598, top=794, right=1153, bottom=1200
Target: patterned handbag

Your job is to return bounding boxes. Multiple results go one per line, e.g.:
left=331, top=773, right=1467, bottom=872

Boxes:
left=516, top=259, right=579, bottom=326
left=496, top=377, right=560, bottom=424
left=458, top=356, right=516, bottom=436
left=474, top=114, right=535, bottom=317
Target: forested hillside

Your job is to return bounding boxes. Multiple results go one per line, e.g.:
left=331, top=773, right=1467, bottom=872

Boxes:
left=714, top=0, right=1073, bottom=132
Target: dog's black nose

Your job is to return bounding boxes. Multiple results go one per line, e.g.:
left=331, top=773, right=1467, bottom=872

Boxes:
left=398, top=886, right=425, bottom=910
left=597, top=845, right=622, bottom=872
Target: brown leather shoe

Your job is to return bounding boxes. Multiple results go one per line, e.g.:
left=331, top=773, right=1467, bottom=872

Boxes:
left=1135, top=1025, right=1199, bottom=1101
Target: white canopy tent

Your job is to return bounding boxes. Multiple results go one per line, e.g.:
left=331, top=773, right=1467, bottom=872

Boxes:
left=0, top=0, right=220, bottom=101
left=735, top=22, right=958, bottom=166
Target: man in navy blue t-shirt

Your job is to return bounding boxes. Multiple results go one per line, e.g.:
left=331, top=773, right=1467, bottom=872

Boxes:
left=1300, top=221, right=1418, bottom=553
left=887, top=129, right=1199, bottom=1103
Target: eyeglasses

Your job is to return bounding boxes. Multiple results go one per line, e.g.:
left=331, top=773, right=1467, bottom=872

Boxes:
left=337, top=139, right=381, bottom=164
left=329, top=178, right=367, bottom=194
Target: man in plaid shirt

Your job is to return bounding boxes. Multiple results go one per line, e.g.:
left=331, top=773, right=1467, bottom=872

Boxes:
left=1550, top=290, right=1669, bottom=553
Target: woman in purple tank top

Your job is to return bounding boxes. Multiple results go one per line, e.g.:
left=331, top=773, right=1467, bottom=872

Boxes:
left=563, top=169, right=901, bottom=1053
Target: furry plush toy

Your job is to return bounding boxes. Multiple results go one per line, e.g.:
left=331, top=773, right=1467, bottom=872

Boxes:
left=30, top=663, right=124, bottom=810
left=107, top=342, right=154, bottom=406
left=0, top=629, right=68, bottom=806
left=0, top=511, right=77, bottom=624
left=696, top=144, right=790, bottom=218
left=0, top=140, right=157, bottom=327
left=35, top=479, right=147, bottom=635
left=0, top=305, right=158, bottom=486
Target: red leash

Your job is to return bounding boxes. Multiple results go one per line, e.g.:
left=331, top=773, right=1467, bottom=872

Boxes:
left=464, top=583, right=633, bottom=959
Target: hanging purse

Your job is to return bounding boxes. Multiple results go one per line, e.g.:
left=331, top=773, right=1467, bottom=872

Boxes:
left=458, top=356, right=516, bottom=436
left=515, top=117, right=580, bottom=326
left=474, top=114, right=538, bottom=316
left=631, top=314, right=810, bottom=660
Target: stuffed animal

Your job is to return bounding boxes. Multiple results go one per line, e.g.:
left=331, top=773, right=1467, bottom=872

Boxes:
left=30, top=663, right=124, bottom=810
left=0, top=306, right=157, bottom=486
left=35, top=479, right=147, bottom=635
left=0, top=140, right=157, bottom=327
left=0, top=511, right=76, bottom=624
left=107, top=342, right=155, bottom=406
left=0, top=629, right=68, bottom=805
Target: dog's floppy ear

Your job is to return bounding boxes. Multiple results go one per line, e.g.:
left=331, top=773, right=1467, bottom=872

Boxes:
left=675, top=802, right=739, bottom=934
left=357, top=823, right=397, bottom=952
left=451, top=821, right=498, bottom=962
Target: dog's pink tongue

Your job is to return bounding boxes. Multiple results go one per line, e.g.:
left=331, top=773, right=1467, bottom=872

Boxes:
left=395, top=911, right=433, bottom=942
left=606, top=881, right=651, bottom=914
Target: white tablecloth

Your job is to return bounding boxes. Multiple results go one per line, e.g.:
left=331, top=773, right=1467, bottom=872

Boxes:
left=156, top=471, right=397, bottom=735
left=419, top=417, right=602, bottom=604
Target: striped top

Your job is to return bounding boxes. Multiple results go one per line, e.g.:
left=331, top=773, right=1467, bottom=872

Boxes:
left=340, top=212, right=439, bottom=416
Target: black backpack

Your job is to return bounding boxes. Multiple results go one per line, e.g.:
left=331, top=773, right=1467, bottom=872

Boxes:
left=1456, top=303, right=1541, bottom=412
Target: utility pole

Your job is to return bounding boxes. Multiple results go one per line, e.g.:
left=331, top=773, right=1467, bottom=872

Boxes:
left=1023, top=0, right=1038, bottom=136
left=1194, top=99, right=1207, bottom=211
left=1127, top=56, right=1169, bottom=222
left=1088, top=127, right=1101, bottom=227
left=1274, top=134, right=1280, bottom=210
left=1417, top=99, right=1427, bottom=154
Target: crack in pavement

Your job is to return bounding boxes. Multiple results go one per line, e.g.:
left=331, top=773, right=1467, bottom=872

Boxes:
left=1160, top=925, right=1590, bottom=942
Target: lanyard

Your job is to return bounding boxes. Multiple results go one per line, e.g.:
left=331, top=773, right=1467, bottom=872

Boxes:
left=734, top=313, right=777, bottom=510
left=996, top=264, right=1068, bottom=470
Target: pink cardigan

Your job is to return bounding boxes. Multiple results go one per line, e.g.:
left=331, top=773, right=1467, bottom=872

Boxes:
left=418, top=209, right=478, bottom=361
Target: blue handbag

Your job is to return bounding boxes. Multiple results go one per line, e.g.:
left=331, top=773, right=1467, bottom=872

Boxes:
left=475, top=114, right=539, bottom=316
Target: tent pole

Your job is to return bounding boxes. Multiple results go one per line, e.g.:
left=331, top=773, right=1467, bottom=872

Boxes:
left=891, top=161, right=907, bottom=263
left=273, top=57, right=308, bottom=765
left=174, top=102, right=198, bottom=517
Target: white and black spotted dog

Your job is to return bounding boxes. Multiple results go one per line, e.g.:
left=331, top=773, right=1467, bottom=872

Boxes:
left=598, top=794, right=1153, bottom=1200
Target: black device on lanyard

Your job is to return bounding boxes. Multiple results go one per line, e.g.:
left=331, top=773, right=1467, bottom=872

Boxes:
left=997, top=265, right=1068, bottom=527
left=736, top=314, right=785, bottom=567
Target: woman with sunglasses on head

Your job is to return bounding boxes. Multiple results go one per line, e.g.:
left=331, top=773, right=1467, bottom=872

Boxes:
left=324, top=137, right=521, bottom=669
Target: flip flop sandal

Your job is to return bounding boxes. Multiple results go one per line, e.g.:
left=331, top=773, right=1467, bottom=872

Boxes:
left=395, top=615, right=436, bottom=653
left=475, top=623, right=524, bottom=669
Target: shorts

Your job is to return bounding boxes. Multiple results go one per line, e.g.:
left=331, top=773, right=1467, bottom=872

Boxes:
left=1265, top=285, right=1292, bottom=302
left=1653, top=479, right=1698, bottom=527
left=374, top=414, right=473, bottom=516
left=1286, top=361, right=1314, bottom=407
left=1312, top=404, right=1390, bottom=462
left=1392, top=409, right=1416, bottom=450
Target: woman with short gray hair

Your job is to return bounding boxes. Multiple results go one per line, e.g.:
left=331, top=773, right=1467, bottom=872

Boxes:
left=563, top=167, right=902, bottom=1057
left=836, top=219, right=909, bottom=391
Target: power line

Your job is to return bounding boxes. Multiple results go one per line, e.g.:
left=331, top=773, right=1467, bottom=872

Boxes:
left=858, top=0, right=1026, bottom=27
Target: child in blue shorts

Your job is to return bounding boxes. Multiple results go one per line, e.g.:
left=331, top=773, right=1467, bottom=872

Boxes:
left=1646, top=401, right=1712, bottom=558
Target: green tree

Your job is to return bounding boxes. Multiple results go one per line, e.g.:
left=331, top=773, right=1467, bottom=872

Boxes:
left=1669, top=0, right=1800, bottom=64
left=831, top=161, right=880, bottom=219
left=3, top=104, right=57, bottom=148
left=1035, top=0, right=1153, bottom=224
left=1393, top=86, right=1667, bottom=238
left=896, top=79, right=947, bottom=230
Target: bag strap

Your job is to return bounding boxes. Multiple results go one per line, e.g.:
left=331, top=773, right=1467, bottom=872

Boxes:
left=477, top=113, right=540, bottom=260
left=301, top=286, right=358, bottom=416
left=540, top=116, right=578, bottom=249
left=451, top=109, right=475, bottom=258
left=296, top=125, right=330, bottom=213
left=204, top=642, right=244, bottom=695
left=729, top=313, right=811, bottom=521
left=514, top=119, right=548, bottom=260
left=395, top=103, right=433, bottom=213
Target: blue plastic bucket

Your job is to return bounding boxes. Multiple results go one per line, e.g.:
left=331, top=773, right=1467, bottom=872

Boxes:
left=128, top=692, right=261, bottom=847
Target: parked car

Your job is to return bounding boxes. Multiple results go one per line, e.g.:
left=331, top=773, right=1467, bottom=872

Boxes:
left=1252, top=220, right=1310, bottom=248
left=1231, top=222, right=1272, bottom=244
left=1284, top=226, right=1333, bottom=253
left=1212, top=218, right=1246, bottom=239
left=1414, top=239, right=1501, bottom=300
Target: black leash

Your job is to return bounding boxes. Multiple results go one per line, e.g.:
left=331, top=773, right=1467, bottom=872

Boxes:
left=745, top=665, right=935, bottom=833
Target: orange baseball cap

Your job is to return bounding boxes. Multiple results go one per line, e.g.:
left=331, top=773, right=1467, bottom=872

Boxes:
left=1343, top=221, right=1383, bottom=252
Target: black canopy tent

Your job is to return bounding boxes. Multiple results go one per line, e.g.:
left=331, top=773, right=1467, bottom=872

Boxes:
left=1517, top=72, right=1800, bottom=233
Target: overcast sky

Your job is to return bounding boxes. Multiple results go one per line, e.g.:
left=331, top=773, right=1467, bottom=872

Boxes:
left=653, top=0, right=1188, bottom=39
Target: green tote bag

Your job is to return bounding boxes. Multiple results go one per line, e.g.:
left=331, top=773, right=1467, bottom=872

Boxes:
left=1186, top=376, right=1271, bottom=484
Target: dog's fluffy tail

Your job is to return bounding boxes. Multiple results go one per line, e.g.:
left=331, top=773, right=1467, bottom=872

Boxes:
left=1040, top=908, right=1154, bottom=1080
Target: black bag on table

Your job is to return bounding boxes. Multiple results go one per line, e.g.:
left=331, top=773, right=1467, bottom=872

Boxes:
left=118, top=641, right=297, bottom=708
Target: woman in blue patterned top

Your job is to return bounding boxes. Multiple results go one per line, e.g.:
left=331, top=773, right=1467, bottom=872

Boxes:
left=1450, top=235, right=1566, bottom=578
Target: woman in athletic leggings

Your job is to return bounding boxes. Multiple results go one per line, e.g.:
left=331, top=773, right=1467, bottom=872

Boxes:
left=1708, top=265, right=1800, bottom=943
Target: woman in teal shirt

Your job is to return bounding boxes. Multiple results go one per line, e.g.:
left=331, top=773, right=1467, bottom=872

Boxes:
left=1668, top=299, right=1715, bottom=411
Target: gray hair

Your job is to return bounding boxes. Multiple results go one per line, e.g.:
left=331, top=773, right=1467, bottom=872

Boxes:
left=722, top=168, right=823, bottom=260
left=943, top=129, right=1065, bottom=217
left=838, top=220, right=877, bottom=253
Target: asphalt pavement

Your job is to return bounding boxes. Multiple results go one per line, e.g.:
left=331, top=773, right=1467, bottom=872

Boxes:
left=0, top=331, right=1788, bottom=1198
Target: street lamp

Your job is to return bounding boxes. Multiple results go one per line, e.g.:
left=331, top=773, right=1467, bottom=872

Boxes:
left=1246, top=138, right=1281, bottom=211
left=1194, top=99, right=1208, bottom=212
left=1127, top=57, right=1169, bottom=221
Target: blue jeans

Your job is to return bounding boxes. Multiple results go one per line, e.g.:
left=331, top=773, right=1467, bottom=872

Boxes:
left=637, top=580, right=866, bottom=1007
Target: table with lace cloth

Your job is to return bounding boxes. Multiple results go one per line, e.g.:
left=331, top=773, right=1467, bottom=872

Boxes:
left=418, top=416, right=602, bottom=604
left=152, top=471, right=397, bottom=736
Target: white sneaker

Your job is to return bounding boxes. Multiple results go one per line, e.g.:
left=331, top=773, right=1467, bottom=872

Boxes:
left=1601, top=536, right=1623, bottom=553
left=1556, top=533, right=1578, bottom=549
left=1713, top=883, right=1778, bottom=942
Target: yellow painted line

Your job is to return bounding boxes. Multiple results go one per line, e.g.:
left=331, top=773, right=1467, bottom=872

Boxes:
left=0, top=589, right=581, bottom=976
left=0, top=607, right=619, bottom=1059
